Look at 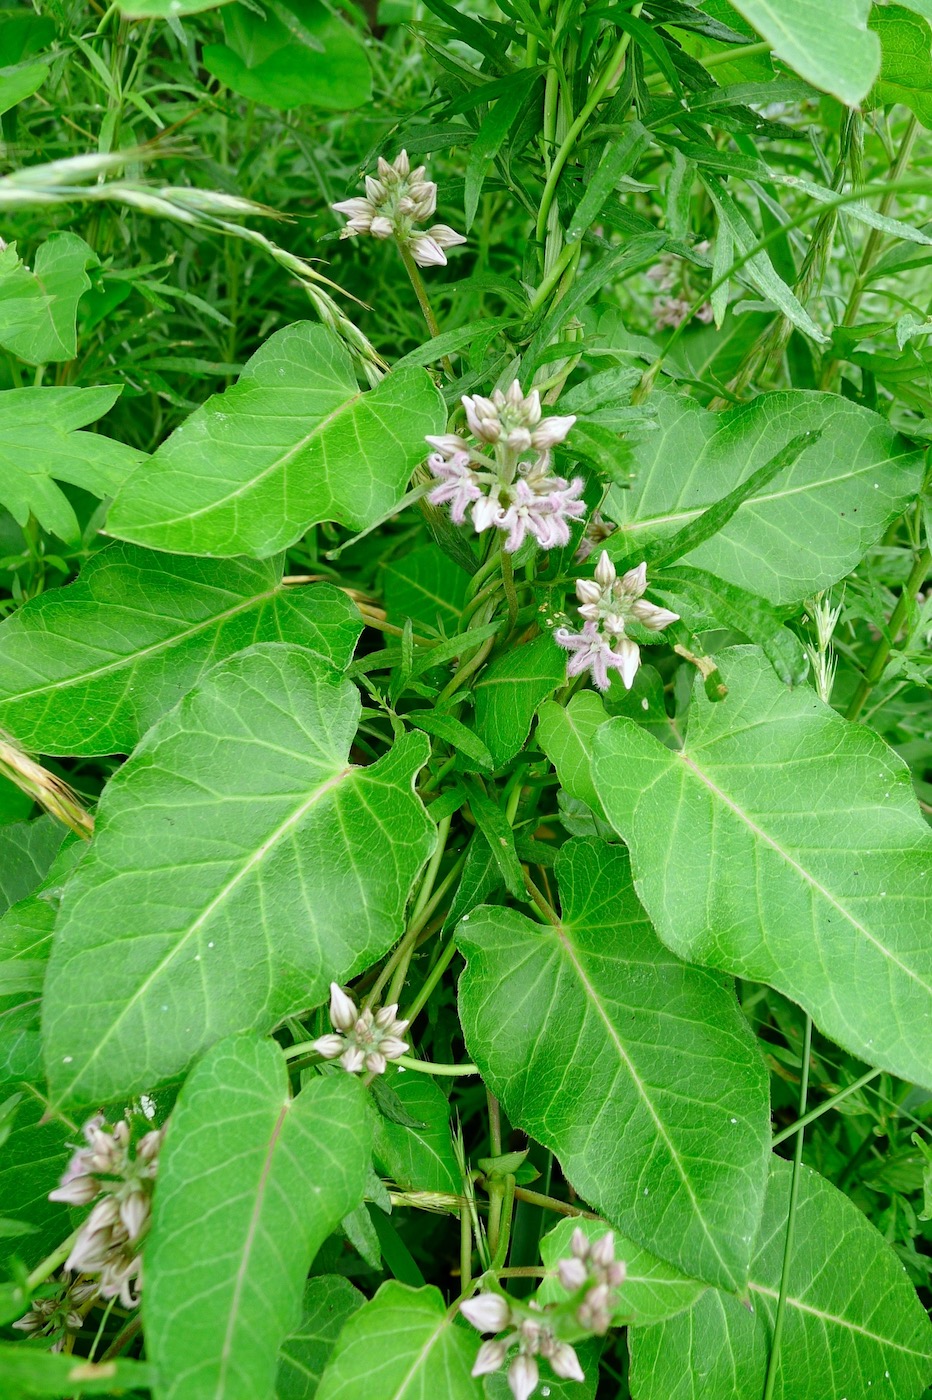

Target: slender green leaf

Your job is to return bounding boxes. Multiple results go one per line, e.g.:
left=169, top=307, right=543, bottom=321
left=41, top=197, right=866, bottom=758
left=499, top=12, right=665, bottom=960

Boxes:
left=592, top=646, right=932, bottom=1089
left=146, top=1035, right=369, bottom=1400
left=0, top=1344, right=153, bottom=1398
left=0, top=545, right=362, bottom=757
left=463, top=779, right=524, bottom=898
left=566, top=122, right=652, bottom=244
left=629, top=1159, right=932, bottom=1399
left=464, top=79, right=536, bottom=229
left=456, top=839, right=771, bottom=1290
left=107, top=323, right=446, bottom=559
left=605, top=390, right=924, bottom=604
left=316, top=1281, right=481, bottom=1400
left=410, top=712, right=493, bottom=771
left=42, top=644, right=434, bottom=1107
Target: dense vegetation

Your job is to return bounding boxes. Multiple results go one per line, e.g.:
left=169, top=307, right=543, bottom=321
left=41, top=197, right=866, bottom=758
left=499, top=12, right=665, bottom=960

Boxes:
left=0, top=1, right=931, bottom=1397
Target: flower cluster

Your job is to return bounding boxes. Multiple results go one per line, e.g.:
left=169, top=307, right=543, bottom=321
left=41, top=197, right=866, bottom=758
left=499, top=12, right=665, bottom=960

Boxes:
left=332, top=150, right=466, bottom=268
left=460, top=1293, right=584, bottom=1400
left=646, top=245, right=714, bottom=329
left=427, top=381, right=584, bottom=553
left=312, top=982, right=409, bottom=1076
left=48, top=1115, right=163, bottom=1309
left=555, top=550, right=679, bottom=691
left=557, top=1228, right=626, bottom=1335
left=12, top=1275, right=97, bottom=1352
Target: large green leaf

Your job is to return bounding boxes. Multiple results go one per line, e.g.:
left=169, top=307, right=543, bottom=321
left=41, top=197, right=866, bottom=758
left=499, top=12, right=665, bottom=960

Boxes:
left=538, top=1217, right=705, bottom=1326
left=107, top=323, right=445, bottom=558
left=592, top=647, right=932, bottom=1089
left=0, top=233, right=97, bottom=365
left=146, top=1035, right=369, bottom=1400
left=316, top=1281, right=481, bottom=1400
left=204, top=0, right=371, bottom=111
left=473, top=632, right=567, bottom=770
left=628, top=1159, right=932, bottom=1400
left=605, top=391, right=924, bottom=605
left=383, top=544, right=469, bottom=634
left=0, top=385, right=141, bottom=544
left=0, top=818, right=62, bottom=918
left=0, top=544, right=361, bottom=756
left=0, top=1095, right=70, bottom=1273
left=729, top=0, right=880, bottom=104
left=42, top=644, right=435, bottom=1107
left=456, top=839, right=771, bottom=1291
left=277, top=1276, right=365, bottom=1400
left=867, top=4, right=932, bottom=127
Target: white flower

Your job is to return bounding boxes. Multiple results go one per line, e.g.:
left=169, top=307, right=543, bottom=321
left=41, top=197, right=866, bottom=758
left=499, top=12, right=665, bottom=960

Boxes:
left=461, top=1292, right=513, bottom=1333
left=312, top=983, right=409, bottom=1076
left=332, top=151, right=465, bottom=266
left=555, top=551, right=678, bottom=691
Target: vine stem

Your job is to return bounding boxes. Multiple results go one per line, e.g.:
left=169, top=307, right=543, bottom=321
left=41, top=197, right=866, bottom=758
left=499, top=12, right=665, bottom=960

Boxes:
left=845, top=545, right=930, bottom=721
left=26, top=1229, right=80, bottom=1290
left=762, top=1014, right=812, bottom=1400
left=394, top=1054, right=478, bottom=1076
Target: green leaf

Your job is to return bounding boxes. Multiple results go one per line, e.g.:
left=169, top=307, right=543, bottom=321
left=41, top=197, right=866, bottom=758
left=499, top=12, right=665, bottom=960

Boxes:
left=0, top=1344, right=153, bottom=1398
left=473, top=632, right=567, bottom=769
left=119, top=0, right=233, bottom=13
left=383, top=544, right=469, bottom=633
left=463, top=779, right=524, bottom=898
left=0, top=775, right=33, bottom=826
left=652, top=566, right=809, bottom=686
left=146, top=1035, right=369, bottom=1400
left=867, top=4, right=932, bottom=127
left=0, top=543, right=362, bottom=757
left=107, top=323, right=446, bottom=559
left=371, top=1069, right=459, bottom=1193
left=566, top=122, right=652, bottom=245
left=316, top=1281, right=482, bottom=1400
left=456, top=839, right=771, bottom=1290
left=277, top=1275, right=365, bottom=1400
left=728, top=0, right=880, bottom=104
left=699, top=175, right=829, bottom=344
left=538, top=1217, right=705, bottom=1326
left=0, top=385, right=141, bottom=544
left=0, top=61, right=47, bottom=116
left=537, top=691, right=610, bottom=819
left=592, top=646, right=932, bottom=1089
left=203, top=0, right=371, bottom=111
left=42, top=644, right=434, bottom=1107
left=0, top=234, right=98, bottom=365
left=605, top=391, right=924, bottom=605
left=409, top=712, right=493, bottom=771
left=464, top=78, right=537, bottom=229
left=628, top=1159, right=932, bottom=1399
left=0, top=818, right=62, bottom=918
left=0, top=1094, right=70, bottom=1273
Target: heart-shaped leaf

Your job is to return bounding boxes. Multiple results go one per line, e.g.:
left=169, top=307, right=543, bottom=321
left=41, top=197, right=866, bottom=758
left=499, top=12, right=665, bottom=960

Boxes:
left=592, top=647, right=932, bottom=1089
left=107, top=322, right=445, bottom=558
left=42, top=644, right=435, bottom=1107
left=0, top=543, right=361, bottom=756
left=0, top=233, right=97, bottom=365
left=628, top=1158, right=932, bottom=1399
left=729, top=0, right=880, bottom=104
left=146, top=1035, right=369, bottom=1400
left=456, top=839, right=771, bottom=1291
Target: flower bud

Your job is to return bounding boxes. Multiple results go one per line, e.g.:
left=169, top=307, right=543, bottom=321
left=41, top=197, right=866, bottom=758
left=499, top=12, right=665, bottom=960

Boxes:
left=531, top=414, right=576, bottom=449
left=369, top=215, right=394, bottom=239
left=549, top=1341, right=585, bottom=1382
left=590, top=1231, right=616, bottom=1269
left=408, top=232, right=447, bottom=267
left=508, top=1353, right=539, bottom=1400
left=558, top=1256, right=588, bottom=1291
left=471, top=1338, right=509, bottom=1376
left=594, top=551, right=616, bottom=590
left=340, top=1045, right=366, bottom=1074
left=312, top=1033, right=345, bottom=1060
left=575, top=578, right=603, bottom=607
left=460, top=1292, right=512, bottom=1334
left=329, top=983, right=357, bottom=1032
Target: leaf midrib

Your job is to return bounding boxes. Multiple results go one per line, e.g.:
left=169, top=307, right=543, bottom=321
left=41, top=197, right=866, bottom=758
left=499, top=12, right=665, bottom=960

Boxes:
left=676, top=751, right=932, bottom=997
left=55, top=762, right=353, bottom=1098
left=0, top=583, right=285, bottom=706
left=749, top=1281, right=930, bottom=1359
left=555, top=922, right=736, bottom=1284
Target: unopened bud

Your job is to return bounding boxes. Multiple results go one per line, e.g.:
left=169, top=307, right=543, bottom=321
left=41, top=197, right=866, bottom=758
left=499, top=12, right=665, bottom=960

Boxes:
left=472, top=1338, right=509, bottom=1376
left=460, top=1292, right=512, bottom=1334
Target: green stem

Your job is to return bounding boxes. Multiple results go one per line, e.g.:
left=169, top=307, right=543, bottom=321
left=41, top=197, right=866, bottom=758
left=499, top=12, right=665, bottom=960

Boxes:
left=512, top=1185, right=600, bottom=1219
left=491, top=1175, right=517, bottom=1270
left=500, top=552, right=519, bottom=633
left=762, top=1015, right=812, bottom=1400
left=394, top=1054, right=479, bottom=1076
left=699, top=39, right=771, bottom=69
left=845, top=546, right=930, bottom=721
left=534, top=11, right=640, bottom=251
left=771, top=1067, right=881, bottom=1147
left=460, top=1206, right=473, bottom=1292
left=402, top=935, right=460, bottom=1025
left=398, top=242, right=453, bottom=377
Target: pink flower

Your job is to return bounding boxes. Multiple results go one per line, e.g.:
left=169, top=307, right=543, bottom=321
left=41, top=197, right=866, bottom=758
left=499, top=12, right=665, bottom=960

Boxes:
left=554, top=622, right=640, bottom=691
left=427, top=451, right=482, bottom=525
